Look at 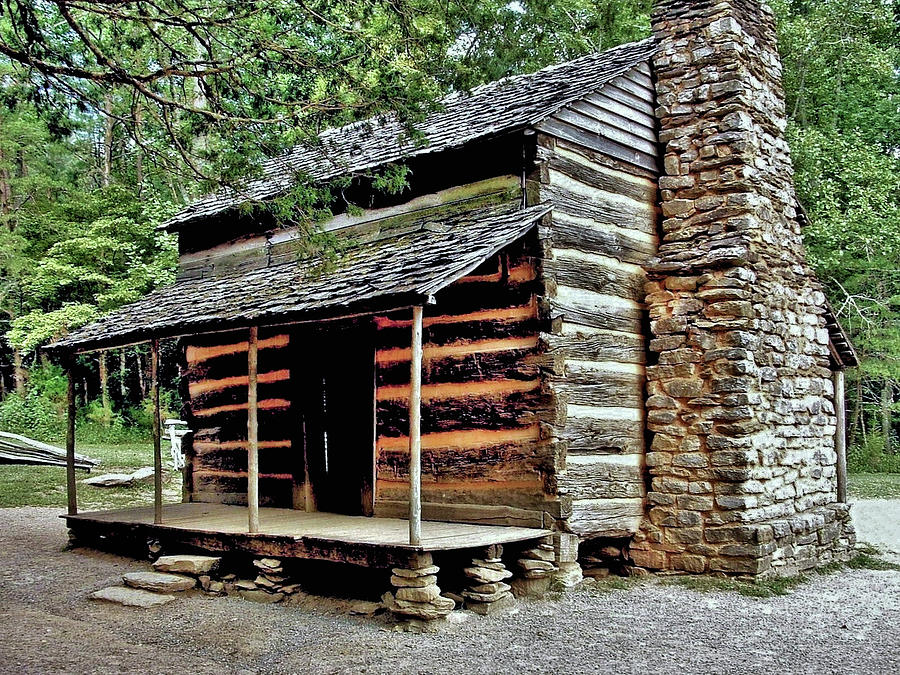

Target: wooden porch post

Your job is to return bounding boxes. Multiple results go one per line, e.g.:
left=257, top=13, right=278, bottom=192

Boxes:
left=151, top=339, right=163, bottom=524
left=409, top=306, right=424, bottom=546
left=834, top=368, right=848, bottom=503
left=65, top=358, right=77, bottom=516
left=247, top=326, right=260, bottom=533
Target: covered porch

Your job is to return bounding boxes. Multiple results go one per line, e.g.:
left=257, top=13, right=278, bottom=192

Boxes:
left=63, top=502, right=551, bottom=568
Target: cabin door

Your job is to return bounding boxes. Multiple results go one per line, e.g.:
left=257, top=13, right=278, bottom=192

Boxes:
left=292, top=321, right=376, bottom=516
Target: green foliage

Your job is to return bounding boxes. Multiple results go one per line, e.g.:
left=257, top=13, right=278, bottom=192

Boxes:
left=848, top=436, right=900, bottom=474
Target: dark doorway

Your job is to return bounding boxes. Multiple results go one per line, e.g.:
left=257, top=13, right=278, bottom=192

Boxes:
left=291, top=320, right=376, bottom=516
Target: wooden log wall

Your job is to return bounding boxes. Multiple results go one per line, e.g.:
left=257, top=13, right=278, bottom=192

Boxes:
left=534, top=61, right=660, bottom=539
left=372, top=238, right=561, bottom=529
left=182, top=329, right=299, bottom=507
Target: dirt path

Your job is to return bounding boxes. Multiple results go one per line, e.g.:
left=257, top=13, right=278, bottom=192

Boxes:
left=851, top=499, right=900, bottom=561
left=1, top=506, right=898, bottom=675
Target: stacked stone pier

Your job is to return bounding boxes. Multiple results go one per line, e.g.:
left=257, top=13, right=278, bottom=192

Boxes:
left=510, top=539, right=558, bottom=597
left=388, top=553, right=455, bottom=623
left=462, top=545, right=515, bottom=615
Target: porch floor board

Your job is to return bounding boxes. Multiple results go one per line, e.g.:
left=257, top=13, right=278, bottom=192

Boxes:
left=63, top=502, right=552, bottom=568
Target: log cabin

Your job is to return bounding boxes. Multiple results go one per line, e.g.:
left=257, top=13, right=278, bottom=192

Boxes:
left=49, top=0, right=859, bottom=617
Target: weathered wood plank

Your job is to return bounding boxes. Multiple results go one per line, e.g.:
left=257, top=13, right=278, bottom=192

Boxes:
left=542, top=150, right=658, bottom=204
left=377, top=347, right=539, bottom=386
left=542, top=182, right=657, bottom=237
left=583, top=92, right=657, bottom=131
left=545, top=249, right=647, bottom=303
left=553, top=106, right=659, bottom=156
left=377, top=439, right=553, bottom=481
left=567, top=497, right=644, bottom=537
left=558, top=454, right=644, bottom=500
left=542, top=328, right=646, bottom=365
left=559, top=415, right=644, bottom=454
left=374, top=500, right=546, bottom=528
left=547, top=213, right=657, bottom=265
left=550, top=286, right=644, bottom=334
left=537, top=117, right=658, bottom=173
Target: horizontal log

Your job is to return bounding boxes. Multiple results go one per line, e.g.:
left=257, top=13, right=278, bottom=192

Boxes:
left=553, top=106, right=658, bottom=157
left=376, top=479, right=547, bottom=510
left=554, top=381, right=643, bottom=409
left=377, top=377, right=540, bottom=402
left=376, top=347, right=539, bottom=386
left=192, top=447, right=299, bottom=476
left=610, top=71, right=655, bottom=102
left=544, top=249, right=646, bottom=303
left=376, top=315, right=541, bottom=351
left=600, top=79, right=656, bottom=117
left=567, top=98, right=656, bottom=143
left=536, top=117, right=658, bottom=173
left=549, top=289, right=644, bottom=334
left=558, top=454, right=644, bottom=500
left=376, top=387, right=544, bottom=437
left=566, top=497, right=644, bottom=537
left=184, top=347, right=292, bottom=384
left=377, top=439, right=554, bottom=481
left=373, top=500, right=547, bottom=528
left=559, top=416, right=644, bottom=454
left=377, top=336, right=539, bottom=365
left=192, top=397, right=290, bottom=418
left=185, top=333, right=289, bottom=364
left=191, top=408, right=295, bottom=443
left=188, top=369, right=290, bottom=397
left=548, top=213, right=657, bottom=265
left=189, top=379, right=292, bottom=411
left=542, top=327, right=645, bottom=364
left=542, top=183, right=656, bottom=237
left=190, top=476, right=295, bottom=507
left=543, top=150, right=657, bottom=204
left=377, top=425, right=540, bottom=452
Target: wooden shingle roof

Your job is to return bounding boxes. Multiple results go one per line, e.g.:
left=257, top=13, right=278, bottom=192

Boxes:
left=162, top=38, right=657, bottom=231
left=49, top=202, right=551, bottom=353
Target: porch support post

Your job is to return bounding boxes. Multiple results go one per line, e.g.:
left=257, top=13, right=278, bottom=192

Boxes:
left=247, top=326, right=260, bottom=533
left=65, top=357, right=77, bottom=516
left=834, top=368, right=848, bottom=503
left=408, top=306, right=424, bottom=546
left=151, top=338, right=163, bottom=524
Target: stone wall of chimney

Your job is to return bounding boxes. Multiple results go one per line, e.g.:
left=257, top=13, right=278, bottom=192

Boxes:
left=630, top=0, right=855, bottom=576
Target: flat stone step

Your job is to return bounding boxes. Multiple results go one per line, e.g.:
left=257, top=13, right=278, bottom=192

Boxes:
left=89, top=586, right=176, bottom=608
left=152, top=554, right=221, bottom=576
left=123, top=571, right=196, bottom=593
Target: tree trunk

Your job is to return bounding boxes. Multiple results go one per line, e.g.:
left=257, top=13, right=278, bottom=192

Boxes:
left=134, top=100, right=143, bottom=195
left=136, top=350, right=146, bottom=398
left=99, top=351, right=110, bottom=425
left=13, top=348, right=25, bottom=395
left=101, top=93, right=113, bottom=187
left=849, top=375, right=862, bottom=447
left=119, top=349, right=127, bottom=400
left=0, top=144, right=11, bottom=219
left=882, top=379, right=893, bottom=454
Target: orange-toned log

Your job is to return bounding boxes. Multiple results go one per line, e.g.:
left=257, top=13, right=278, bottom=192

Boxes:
left=191, top=470, right=293, bottom=480
left=377, top=478, right=543, bottom=490
left=189, top=369, right=290, bottom=396
left=377, top=378, right=539, bottom=402
left=193, top=440, right=291, bottom=453
left=187, top=334, right=289, bottom=364
left=377, top=425, right=540, bottom=452
left=457, top=263, right=536, bottom=285
left=377, top=336, right=539, bottom=365
left=374, top=300, right=536, bottom=331
left=193, top=398, right=291, bottom=418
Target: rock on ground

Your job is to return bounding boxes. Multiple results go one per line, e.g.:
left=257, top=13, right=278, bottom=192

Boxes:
left=152, top=554, right=220, bottom=576
left=89, top=586, right=176, bottom=608
left=123, top=571, right=196, bottom=593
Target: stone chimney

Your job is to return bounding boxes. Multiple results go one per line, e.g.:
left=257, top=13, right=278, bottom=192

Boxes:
left=631, top=0, right=855, bottom=576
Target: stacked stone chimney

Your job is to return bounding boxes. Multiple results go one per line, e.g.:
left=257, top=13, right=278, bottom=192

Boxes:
left=631, top=0, right=855, bottom=576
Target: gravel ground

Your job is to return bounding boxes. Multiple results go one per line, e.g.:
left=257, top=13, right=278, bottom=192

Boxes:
left=851, top=499, right=900, bottom=562
left=0, top=505, right=898, bottom=675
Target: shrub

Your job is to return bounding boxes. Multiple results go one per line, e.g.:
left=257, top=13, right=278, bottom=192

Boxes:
left=848, top=435, right=900, bottom=474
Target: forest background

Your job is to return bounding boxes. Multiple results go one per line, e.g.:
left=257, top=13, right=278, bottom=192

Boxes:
left=0, top=0, right=897, bottom=475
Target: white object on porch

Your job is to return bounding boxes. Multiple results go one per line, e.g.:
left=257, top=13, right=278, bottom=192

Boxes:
left=164, top=419, right=191, bottom=471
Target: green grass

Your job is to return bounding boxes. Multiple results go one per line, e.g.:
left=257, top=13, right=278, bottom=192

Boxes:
left=0, top=441, right=181, bottom=511
left=668, top=574, right=808, bottom=598
left=848, top=472, right=900, bottom=499
left=586, top=575, right=644, bottom=594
